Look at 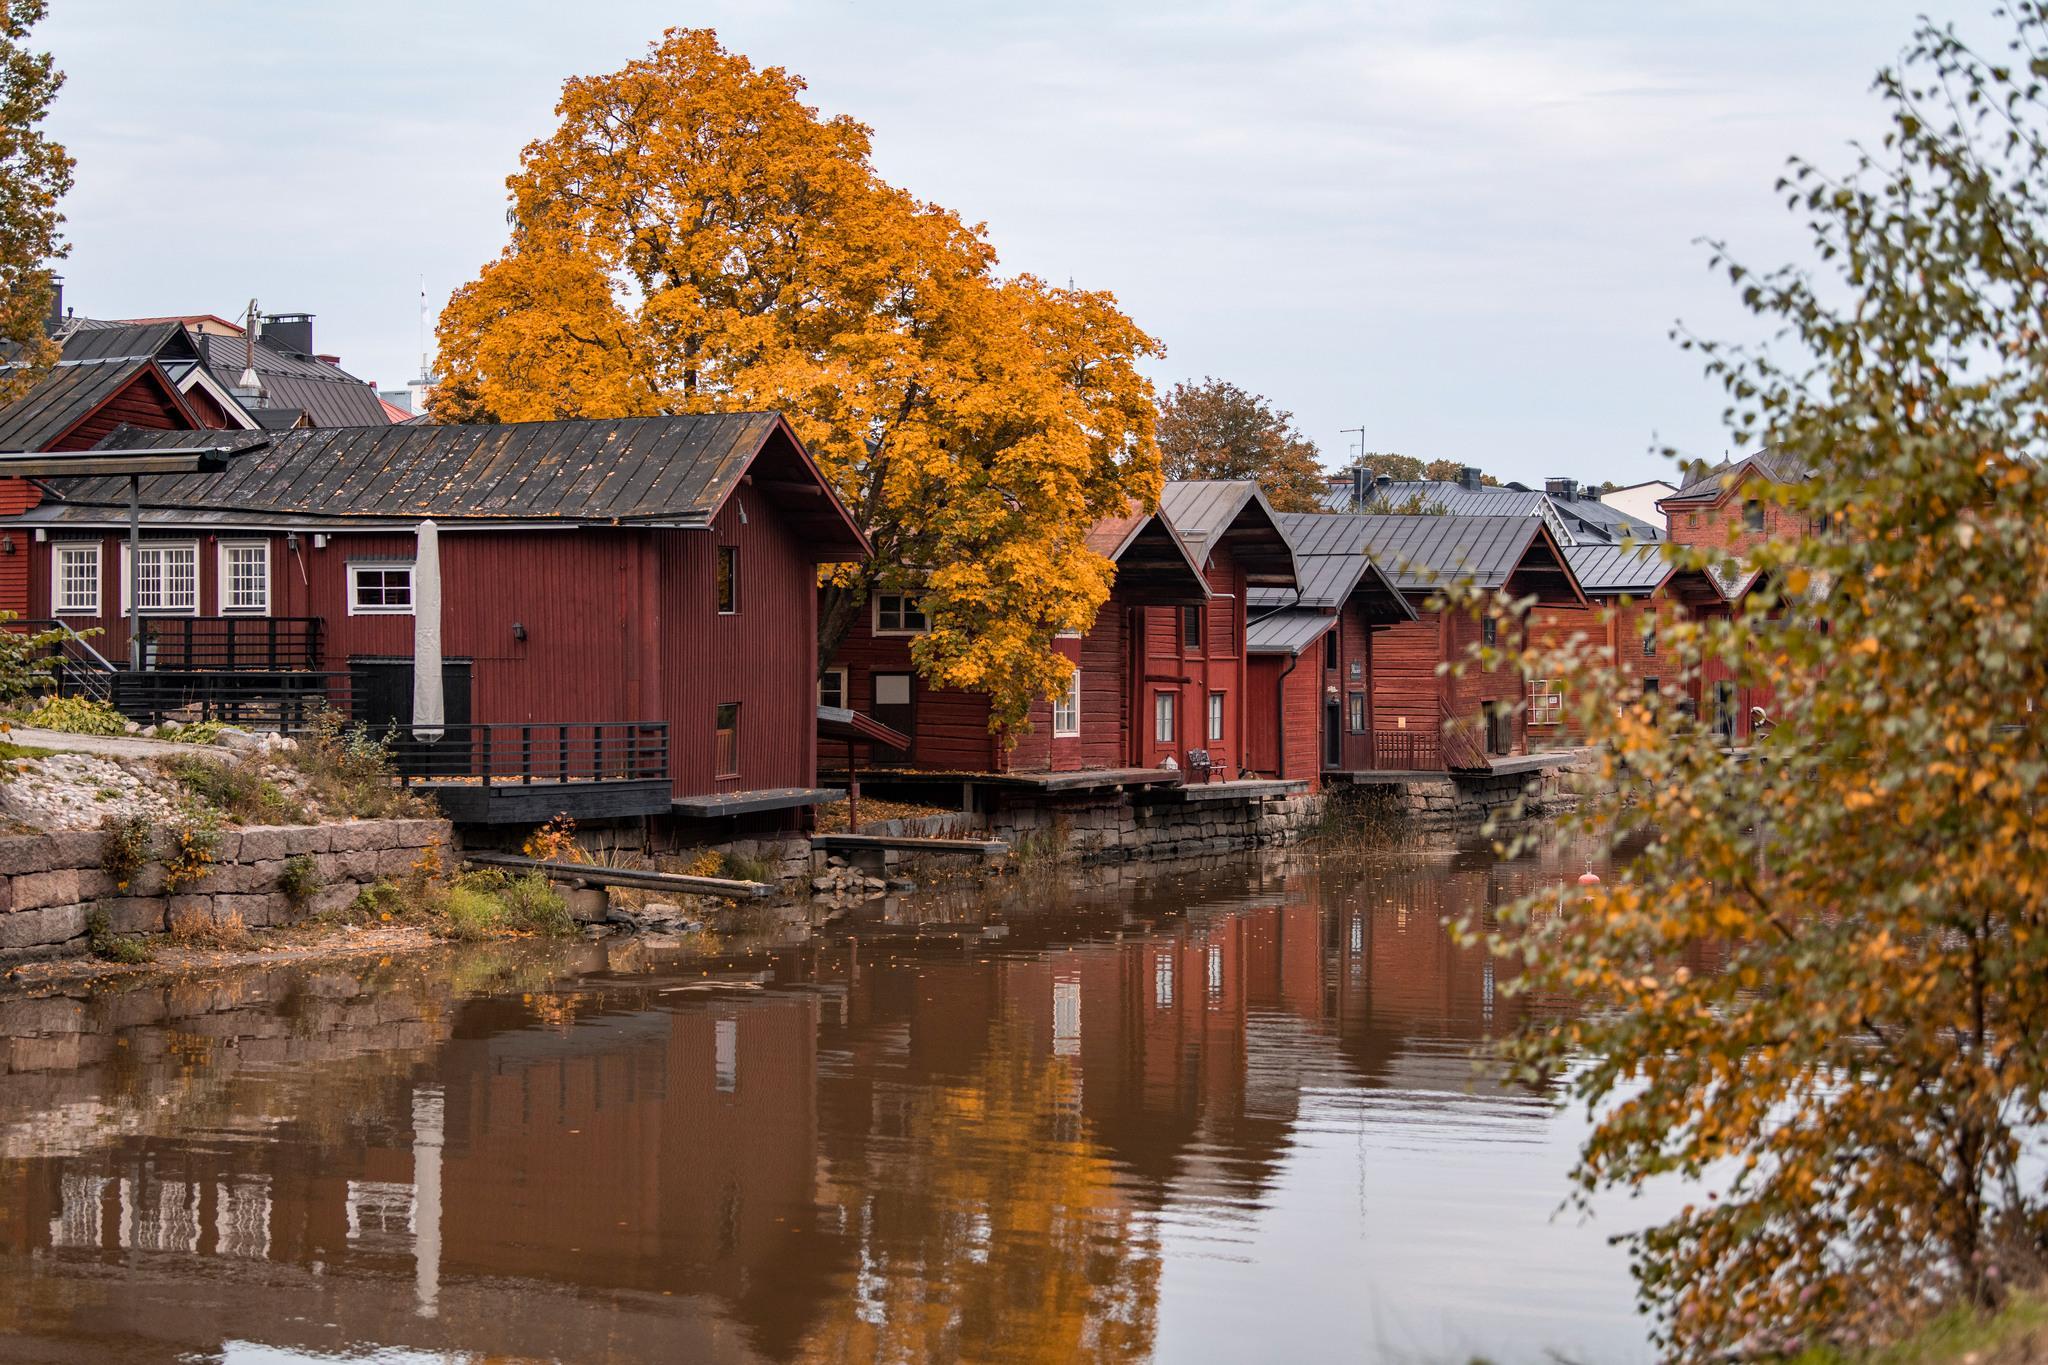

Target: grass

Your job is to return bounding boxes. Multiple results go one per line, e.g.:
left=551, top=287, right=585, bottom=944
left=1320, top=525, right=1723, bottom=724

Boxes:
left=159, top=754, right=308, bottom=825
left=426, top=870, right=574, bottom=942
left=0, top=740, right=56, bottom=763
left=1788, top=1290, right=2048, bottom=1364
left=84, top=908, right=152, bottom=964
left=285, top=710, right=434, bottom=820
left=166, top=906, right=251, bottom=950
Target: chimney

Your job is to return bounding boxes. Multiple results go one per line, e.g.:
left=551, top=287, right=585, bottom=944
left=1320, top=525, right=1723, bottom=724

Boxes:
left=1351, top=465, right=1367, bottom=507
left=1375, top=473, right=1392, bottom=491
left=1545, top=477, right=1577, bottom=501
left=1459, top=466, right=1482, bottom=492
left=45, top=276, right=62, bottom=333
left=261, top=312, right=315, bottom=356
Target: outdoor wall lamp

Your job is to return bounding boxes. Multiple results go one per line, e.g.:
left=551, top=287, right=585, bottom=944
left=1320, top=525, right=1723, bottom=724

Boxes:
left=0, top=534, right=13, bottom=555
left=511, top=622, right=528, bottom=641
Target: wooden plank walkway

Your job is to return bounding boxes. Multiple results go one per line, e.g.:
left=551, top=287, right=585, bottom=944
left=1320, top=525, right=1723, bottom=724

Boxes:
left=812, top=833, right=1008, bottom=858
left=463, top=851, right=774, bottom=900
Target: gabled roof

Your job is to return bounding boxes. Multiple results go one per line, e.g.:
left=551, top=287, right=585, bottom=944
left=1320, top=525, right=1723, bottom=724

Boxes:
left=0, top=358, right=200, bottom=452
left=1661, top=449, right=1812, bottom=507
left=1563, top=543, right=1673, bottom=595
left=1084, top=499, right=1209, bottom=606
left=1245, top=609, right=1338, bottom=657
left=23, top=415, right=871, bottom=555
left=1249, top=512, right=1415, bottom=620
left=1319, top=477, right=1661, bottom=545
left=1159, top=479, right=1297, bottom=587
left=1348, top=514, right=1586, bottom=604
left=193, top=333, right=391, bottom=428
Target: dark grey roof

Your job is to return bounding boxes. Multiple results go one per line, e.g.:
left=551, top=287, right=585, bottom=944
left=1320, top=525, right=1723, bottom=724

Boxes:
left=1665, top=448, right=1813, bottom=504
left=1551, top=496, right=1661, bottom=543
left=1347, top=514, right=1550, bottom=592
left=1563, top=543, right=1672, bottom=595
left=194, top=333, right=392, bottom=428
left=1320, top=477, right=1662, bottom=545
left=1158, top=479, right=1297, bottom=586
left=24, top=416, right=868, bottom=552
left=0, top=359, right=156, bottom=450
left=1246, top=608, right=1337, bottom=657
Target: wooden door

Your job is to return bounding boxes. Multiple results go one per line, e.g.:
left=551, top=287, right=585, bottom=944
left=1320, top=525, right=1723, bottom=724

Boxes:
left=871, top=671, right=914, bottom=763
left=348, top=658, right=473, bottom=776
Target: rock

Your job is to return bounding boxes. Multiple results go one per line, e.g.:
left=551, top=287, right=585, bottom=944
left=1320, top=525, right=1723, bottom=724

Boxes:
left=886, top=878, right=917, bottom=892
left=811, top=876, right=836, bottom=893
left=10, top=868, right=80, bottom=911
left=138, top=725, right=158, bottom=738
left=213, top=727, right=260, bottom=751
left=642, top=901, right=682, bottom=918
left=124, top=721, right=141, bottom=734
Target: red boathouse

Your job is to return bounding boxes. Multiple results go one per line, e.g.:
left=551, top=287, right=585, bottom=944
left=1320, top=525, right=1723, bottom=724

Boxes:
left=8, top=415, right=869, bottom=827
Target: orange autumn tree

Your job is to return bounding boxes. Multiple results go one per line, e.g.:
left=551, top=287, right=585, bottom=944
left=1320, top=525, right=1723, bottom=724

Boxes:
left=0, top=0, right=73, bottom=404
left=434, top=29, right=1162, bottom=734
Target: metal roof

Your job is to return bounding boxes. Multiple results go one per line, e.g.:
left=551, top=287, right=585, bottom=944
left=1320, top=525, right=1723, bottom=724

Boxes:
left=24, top=415, right=870, bottom=553
left=1318, top=478, right=1661, bottom=545
left=1347, top=514, right=1561, bottom=593
left=1246, top=513, right=1416, bottom=622
left=1245, top=608, right=1338, bottom=657
left=1158, top=479, right=1297, bottom=586
left=0, top=359, right=161, bottom=451
left=194, top=333, right=392, bottom=428
left=1663, top=448, right=1813, bottom=505
left=1563, top=543, right=1673, bottom=595
left=1083, top=500, right=1210, bottom=606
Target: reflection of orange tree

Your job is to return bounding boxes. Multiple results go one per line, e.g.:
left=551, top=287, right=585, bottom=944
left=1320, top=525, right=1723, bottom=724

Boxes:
left=799, top=1011, right=1158, bottom=1363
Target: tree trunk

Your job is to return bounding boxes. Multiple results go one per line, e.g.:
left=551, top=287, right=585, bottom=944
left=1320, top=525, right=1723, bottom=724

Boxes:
left=818, top=574, right=874, bottom=680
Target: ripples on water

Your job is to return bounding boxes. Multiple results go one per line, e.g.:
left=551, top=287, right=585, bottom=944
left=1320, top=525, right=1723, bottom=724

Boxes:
left=0, top=841, right=1681, bottom=1364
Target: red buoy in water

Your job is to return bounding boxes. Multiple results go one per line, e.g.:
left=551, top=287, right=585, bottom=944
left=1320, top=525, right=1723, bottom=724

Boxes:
left=1577, top=870, right=1601, bottom=885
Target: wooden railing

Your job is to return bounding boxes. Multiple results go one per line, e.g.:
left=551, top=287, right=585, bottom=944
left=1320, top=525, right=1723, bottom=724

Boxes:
left=1368, top=729, right=1443, bottom=772
left=138, top=616, right=323, bottom=672
left=386, top=722, right=669, bottom=787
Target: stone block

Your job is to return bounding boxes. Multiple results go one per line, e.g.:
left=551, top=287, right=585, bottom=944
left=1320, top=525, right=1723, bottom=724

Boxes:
left=164, top=894, right=217, bottom=928
left=326, top=821, right=380, bottom=853
left=282, top=825, right=331, bottom=856
left=11, top=869, right=79, bottom=911
left=563, top=887, right=609, bottom=923
left=99, top=897, right=169, bottom=936
left=74, top=868, right=118, bottom=900
left=0, top=996, right=84, bottom=1035
left=236, top=827, right=292, bottom=864
left=0, top=835, right=56, bottom=876
left=0, top=903, right=87, bottom=951
left=307, top=882, right=364, bottom=918
left=375, top=846, right=422, bottom=878
left=48, top=830, right=107, bottom=868
left=390, top=818, right=452, bottom=848
left=216, top=893, right=288, bottom=928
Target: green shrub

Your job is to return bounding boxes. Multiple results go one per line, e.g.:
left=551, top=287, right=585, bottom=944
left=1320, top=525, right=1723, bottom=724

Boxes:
left=159, top=720, right=229, bottom=745
left=21, top=694, right=127, bottom=736
left=720, top=851, right=777, bottom=885
left=434, top=885, right=505, bottom=942
left=327, top=879, right=407, bottom=926
left=495, top=871, right=573, bottom=935
left=159, top=755, right=306, bottom=825
left=288, top=709, right=433, bottom=819
left=85, top=908, right=152, bottom=964
left=277, top=854, right=322, bottom=907
left=425, top=871, right=573, bottom=941
left=0, top=613, right=67, bottom=708
left=100, top=814, right=153, bottom=892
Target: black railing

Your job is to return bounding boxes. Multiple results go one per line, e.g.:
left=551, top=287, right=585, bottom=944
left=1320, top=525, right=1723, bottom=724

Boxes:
left=138, top=616, right=323, bottom=672
left=109, top=671, right=352, bottom=729
left=387, top=722, right=669, bottom=787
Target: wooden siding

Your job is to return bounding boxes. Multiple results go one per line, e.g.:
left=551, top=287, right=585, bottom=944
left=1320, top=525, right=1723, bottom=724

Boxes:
left=28, top=491, right=823, bottom=798
left=1140, top=541, right=1249, bottom=772
left=0, top=478, right=36, bottom=620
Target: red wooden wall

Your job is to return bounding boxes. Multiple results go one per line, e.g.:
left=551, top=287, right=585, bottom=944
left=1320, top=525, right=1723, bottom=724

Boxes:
left=1138, top=541, right=1249, bottom=773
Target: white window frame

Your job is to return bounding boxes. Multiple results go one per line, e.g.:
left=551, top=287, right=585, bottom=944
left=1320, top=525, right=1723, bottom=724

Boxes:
left=347, top=561, right=416, bottom=616
left=818, top=667, right=849, bottom=711
left=53, top=543, right=101, bottom=616
left=1053, top=668, right=1081, bottom=737
left=1154, top=691, right=1176, bottom=745
left=218, top=541, right=271, bottom=616
left=119, top=541, right=200, bottom=616
left=1207, top=690, right=1225, bottom=742
left=873, top=592, right=930, bottom=636
left=1529, top=678, right=1564, bottom=727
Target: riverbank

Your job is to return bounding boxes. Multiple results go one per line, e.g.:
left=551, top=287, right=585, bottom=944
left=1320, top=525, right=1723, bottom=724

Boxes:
left=1792, top=1291, right=2048, bottom=1364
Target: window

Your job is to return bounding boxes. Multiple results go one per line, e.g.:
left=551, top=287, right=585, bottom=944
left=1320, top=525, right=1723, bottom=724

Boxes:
left=53, top=544, right=99, bottom=615
left=1643, top=677, right=1661, bottom=702
left=715, top=703, right=740, bottom=776
left=874, top=593, right=928, bottom=634
left=1323, top=630, right=1338, bottom=669
left=1053, top=668, right=1080, bottom=737
left=122, top=543, right=199, bottom=614
left=1530, top=678, right=1564, bottom=726
left=1481, top=614, right=1498, bottom=647
left=1207, top=690, right=1224, bottom=741
left=1348, top=691, right=1366, bottom=733
left=1181, top=605, right=1202, bottom=650
left=347, top=562, right=414, bottom=616
left=1154, top=691, right=1176, bottom=745
left=1641, top=625, right=1657, bottom=658
left=1153, top=952, right=1175, bottom=1009
left=1743, top=499, right=1765, bottom=531
left=219, top=542, right=269, bottom=615
left=716, top=545, right=738, bottom=614
left=818, top=667, right=848, bottom=711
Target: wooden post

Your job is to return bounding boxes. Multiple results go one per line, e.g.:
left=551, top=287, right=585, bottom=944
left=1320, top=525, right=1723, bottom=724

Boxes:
left=847, top=738, right=860, bottom=834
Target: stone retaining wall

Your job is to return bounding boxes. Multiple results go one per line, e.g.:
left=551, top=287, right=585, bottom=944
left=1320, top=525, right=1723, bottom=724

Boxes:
left=991, top=788, right=1322, bottom=865
left=1343, top=767, right=1576, bottom=832
left=0, top=819, right=453, bottom=963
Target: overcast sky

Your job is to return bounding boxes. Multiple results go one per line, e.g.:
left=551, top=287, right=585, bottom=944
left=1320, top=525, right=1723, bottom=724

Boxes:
left=39, top=0, right=1937, bottom=486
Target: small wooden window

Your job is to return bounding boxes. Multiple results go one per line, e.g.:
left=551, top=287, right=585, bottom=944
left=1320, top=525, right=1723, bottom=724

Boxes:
left=348, top=562, right=414, bottom=616
left=1053, top=669, right=1080, bottom=737
left=1482, top=615, right=1498, bottom=647
left=1207, top=690, right=1225, bottom=741
left=1347, top=691, right=1366, bottom=733
left=1154, top=691, right=1176, bottom=744
left=818, top=668, right=848, bottom=711
left=716, top=546, right=738, bottom=614
left=875, top=593, right=929, bottom=634
left=1641, top=626, right=1656, bottom=658
left=1323, top=630, right=1338, bottom=668
left=1529, top=678, right=1563, bottom=727
left=54, top=544, right=100, bottom=615
left=1181, top=605, right=1203, bottom=651
left=1743, top=499, right=1765, bottom=530
left=123, top=543, right=200, bottom=615
left=715, top=703, right=740, bottom=777
left=220, top=542, right=270, bottom=615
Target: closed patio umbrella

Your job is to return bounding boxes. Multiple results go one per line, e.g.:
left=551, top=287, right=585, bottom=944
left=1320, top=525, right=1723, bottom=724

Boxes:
left=412, top=519, right=444, bottom=744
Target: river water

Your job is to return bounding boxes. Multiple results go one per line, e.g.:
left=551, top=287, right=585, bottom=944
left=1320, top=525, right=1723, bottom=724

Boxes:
left=0, top=840, right=1681, bottom=1364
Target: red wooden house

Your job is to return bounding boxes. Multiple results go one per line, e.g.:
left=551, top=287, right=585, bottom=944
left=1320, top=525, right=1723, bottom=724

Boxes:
left=9, top=415, right=868, bottom=826
left=1523, top=543, right=1730, bottom=746
left=1244, top=512, right=1414, bottom=789
left=1143, top=481, right=1299, bottom=776
left=1339, top=514, right=1586, bottom=771
left=824, top=501, right=1210, bottom=774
